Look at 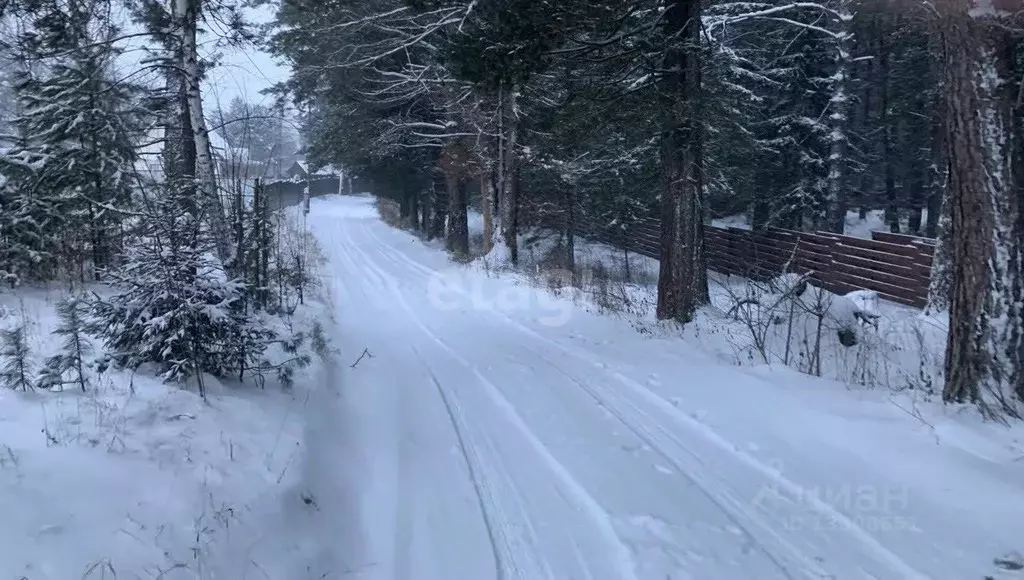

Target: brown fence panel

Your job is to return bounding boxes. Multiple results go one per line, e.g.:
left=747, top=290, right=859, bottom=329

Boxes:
left=516, top=205, right=938, bottom=308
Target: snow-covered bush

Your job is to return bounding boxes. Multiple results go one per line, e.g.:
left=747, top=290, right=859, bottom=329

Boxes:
left=706, top=268, right=947, bottom=394
left=90, top=214, right=252, bottom=384
left=269, top=208, right=326, bottom=311
left=716, top=272, right=885, bottom=375
left=88, top=193, right=320, bottom=396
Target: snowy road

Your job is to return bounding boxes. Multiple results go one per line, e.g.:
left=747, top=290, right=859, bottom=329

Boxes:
left=309, top=195, right=1023, bottom=580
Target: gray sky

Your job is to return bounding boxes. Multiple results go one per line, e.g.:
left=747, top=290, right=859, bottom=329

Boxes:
left=203, top=4, right=290, bottom=109
left=115, top=3, right=290, bottom=111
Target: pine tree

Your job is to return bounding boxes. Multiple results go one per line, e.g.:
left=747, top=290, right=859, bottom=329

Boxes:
left=89, top=184, right=313, bottom=396
left=90, top=190, right=256, bottom=394
left=0, top=322, right=33, bottom=391
left=0, top=42, right=140, bottom=284
left=38, top=296, right=91, bottom=392
left=937, top=0, right=1023, bottom=418
left=0, top=136, right=61, bottom=285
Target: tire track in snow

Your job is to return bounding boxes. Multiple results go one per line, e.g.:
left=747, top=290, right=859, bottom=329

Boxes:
left=344, top=225, right=538, bottom=580
left=530, top=351, right=817, bottom=580
left=351, top=221, right=639, bottom=580
left=335, top=224, right=414, bottom=580
left=362, top=225, right=812, bottom=579
left=327, top=220, right=390, bottom=308
left=414, top=345, right=513, bottom=580
left=362, top=219, right=932, bottom=580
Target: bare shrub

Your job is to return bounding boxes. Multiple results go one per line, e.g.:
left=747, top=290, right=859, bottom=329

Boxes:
left=374, top=197, right=402, bottom=228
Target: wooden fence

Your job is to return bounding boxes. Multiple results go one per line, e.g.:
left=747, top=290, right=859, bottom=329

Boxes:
left=562, top=214, right=936, bottom=308
left=266, top=176, right=341, bottom=211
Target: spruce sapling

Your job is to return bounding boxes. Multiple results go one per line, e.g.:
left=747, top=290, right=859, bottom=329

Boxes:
left=0, top=323, right=33, bottom=391
left=38, top=296, right=91, bottom=391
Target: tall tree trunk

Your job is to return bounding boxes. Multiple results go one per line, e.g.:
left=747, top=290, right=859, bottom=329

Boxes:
left=879, top=22, right=900, bottom=233
left=656, top=0, right=709, bottom=322
left=498, top=84, right=520, bottom=264
left=421, top=183, right=431, bottom=233
left=925, top=106, right=946, bottom=238
left=937, top=0, right=1023, bottom=418
left=445, top=175, right=469, bottom=257
left=162, top=33, right=195, bottom=216
left=409, top=185, right=420, bottom=229
left=825, top=0, right=853, bottom=234
left=508, top=162, right=520, bottom=264
left=430, top=170, right=446, bottom=240
left=481, top=172, right=494, bottom=254
left=564, top=187, right=576, bottom=272
left=858, top=16, right=878, bottom=219
left=180, top=0, right=231, bottom=263
left=399, top=190, right=412, bottom=221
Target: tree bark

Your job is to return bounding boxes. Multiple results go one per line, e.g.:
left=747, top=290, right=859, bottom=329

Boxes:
left=498, top=84, right=520, bottom=264
left=924, top=107, right=946, bottom=238
left=179, top=0, right=231, bottom=262
left=481, top=172, right=494, bottom=254
left=878, top=23, right=899, bottom=233
left=445, top=174, right=469, bottom=257
left=656, top=0, right=709, bottom=322
left=825, top=0, right=853, bottom=234
left=429, top=170, right=446, bottom=240
left=937, top=0, right=1023, bottom=417
left=564, top=187, right=576, bottom=272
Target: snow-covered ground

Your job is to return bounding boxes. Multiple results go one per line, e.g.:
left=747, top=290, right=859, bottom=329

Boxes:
left=308, top=194, right=1022, bottom=580
left=2, top=194, right=1019, bottom=579
left=462, top=204, right=949, bottom=395
left=0, top=207, right=342, bottom=579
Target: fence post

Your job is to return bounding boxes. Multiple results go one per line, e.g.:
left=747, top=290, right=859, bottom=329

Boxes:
left=911, top=240, right=935, bottom=307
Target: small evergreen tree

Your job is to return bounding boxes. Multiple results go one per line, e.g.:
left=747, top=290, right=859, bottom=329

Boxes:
left=37, top=296, right=91, bottom=392
left=90, top=193, right=251, bottom=394
left=0, top=322, right=33, bottom=391
left=90, top=186, right=313, bottom=396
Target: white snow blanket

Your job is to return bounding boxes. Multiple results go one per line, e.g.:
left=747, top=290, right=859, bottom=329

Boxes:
left=304, top=195, right=1024, bottom=580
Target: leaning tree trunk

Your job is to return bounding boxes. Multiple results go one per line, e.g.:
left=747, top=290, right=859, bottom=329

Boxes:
left=655, top=0, right=709, bottom=323
left=937, top=0, right=1023, bottom=418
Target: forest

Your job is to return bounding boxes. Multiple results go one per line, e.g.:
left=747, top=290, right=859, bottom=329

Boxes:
left=267, top=0, right=1023, bottom=419
left=0, top=0, right=321, bottom=397
left=0, top=0, right=1021, bottom=577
